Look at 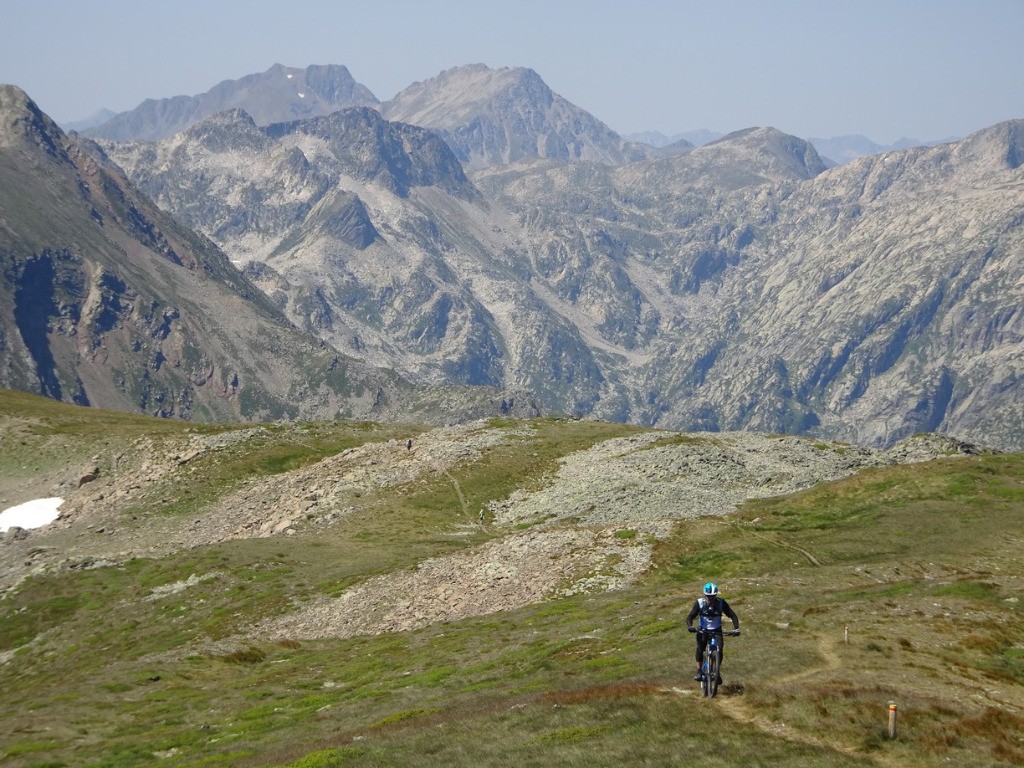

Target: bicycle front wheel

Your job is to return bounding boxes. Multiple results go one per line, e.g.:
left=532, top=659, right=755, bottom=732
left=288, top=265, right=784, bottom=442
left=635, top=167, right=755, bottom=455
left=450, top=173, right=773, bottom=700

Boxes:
left=708, top=649, right=719, bottom=697
left=701, top=648, right=713, bottom=697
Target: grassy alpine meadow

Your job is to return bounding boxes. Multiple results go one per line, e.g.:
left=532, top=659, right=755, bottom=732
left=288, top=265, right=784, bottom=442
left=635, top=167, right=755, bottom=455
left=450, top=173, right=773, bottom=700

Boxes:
left=1, top=391, right=1023, bottom=767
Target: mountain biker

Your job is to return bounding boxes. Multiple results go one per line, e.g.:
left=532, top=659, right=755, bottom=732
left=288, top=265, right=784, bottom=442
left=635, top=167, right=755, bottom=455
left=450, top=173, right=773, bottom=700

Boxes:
left=686, top=582, right=740, bottom=683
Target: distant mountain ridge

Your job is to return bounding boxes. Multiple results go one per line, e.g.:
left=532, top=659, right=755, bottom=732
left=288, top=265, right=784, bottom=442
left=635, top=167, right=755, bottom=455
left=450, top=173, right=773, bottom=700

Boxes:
left=75, top=62, right=948, bottom=168
left=60, top=107, right=116, bottom=133
left=629, top=130, right=949, bottom=165
left=807, top=134, right=949, bottom=165
left=83, top=64, right=380, bottom=141
left=625, top=129, right=722, bottom=147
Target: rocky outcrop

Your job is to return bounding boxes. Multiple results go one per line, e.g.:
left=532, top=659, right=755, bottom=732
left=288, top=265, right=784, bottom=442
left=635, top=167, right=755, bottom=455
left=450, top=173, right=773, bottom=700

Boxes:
left=264, top=107, right=479, bottom=201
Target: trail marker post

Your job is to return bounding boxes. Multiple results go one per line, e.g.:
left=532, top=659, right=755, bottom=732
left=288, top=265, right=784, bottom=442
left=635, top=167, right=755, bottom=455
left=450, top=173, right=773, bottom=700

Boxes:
left=887, top=701, right=898, bottom=739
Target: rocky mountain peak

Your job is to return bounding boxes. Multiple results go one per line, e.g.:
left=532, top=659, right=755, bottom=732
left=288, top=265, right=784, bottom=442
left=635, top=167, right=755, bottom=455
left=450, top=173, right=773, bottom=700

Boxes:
left=174, top=108, right=276, bottom=156
left=955, top=118, right=1024, bottom=170
left=703, top=127, right=827, bottom=181
left=277, top=63, right=378, bottom=106
left=0, top=84, right=68, bottom=160
left=382, top=64, right=642, bottom=169
left=383, top=64, right=550, bottom=127
left=265, top=107, right=477, bottom=200
left=616, top=124, right=827, bottom=194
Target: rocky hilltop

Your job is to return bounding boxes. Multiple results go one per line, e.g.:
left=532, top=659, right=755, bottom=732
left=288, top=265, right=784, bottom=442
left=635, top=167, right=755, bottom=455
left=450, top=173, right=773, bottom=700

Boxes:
left=0, top=403, right=984, bottom=631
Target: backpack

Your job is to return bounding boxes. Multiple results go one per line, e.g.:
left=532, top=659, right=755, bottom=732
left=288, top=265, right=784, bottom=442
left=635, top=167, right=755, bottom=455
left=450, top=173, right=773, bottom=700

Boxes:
left=698, top=596, right=723, bottom=616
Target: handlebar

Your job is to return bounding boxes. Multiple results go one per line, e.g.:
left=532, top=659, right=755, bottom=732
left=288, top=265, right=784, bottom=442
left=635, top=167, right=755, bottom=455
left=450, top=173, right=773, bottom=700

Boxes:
left=688, top=627, right=741, bottom=636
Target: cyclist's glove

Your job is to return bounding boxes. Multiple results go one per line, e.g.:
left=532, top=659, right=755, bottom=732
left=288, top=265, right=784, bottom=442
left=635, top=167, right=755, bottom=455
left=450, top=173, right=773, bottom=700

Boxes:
left=687, top=626, right=696, bottom=633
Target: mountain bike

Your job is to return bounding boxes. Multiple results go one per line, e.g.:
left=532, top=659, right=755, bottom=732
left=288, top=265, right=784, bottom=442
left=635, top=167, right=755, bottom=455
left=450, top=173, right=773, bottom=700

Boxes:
left=693, top=629, right=740, bottom=697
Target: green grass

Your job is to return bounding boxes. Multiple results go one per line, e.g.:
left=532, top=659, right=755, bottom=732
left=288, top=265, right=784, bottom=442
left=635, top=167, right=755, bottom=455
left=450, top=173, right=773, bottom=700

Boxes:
left=2, top=391, right=1023, bottom=767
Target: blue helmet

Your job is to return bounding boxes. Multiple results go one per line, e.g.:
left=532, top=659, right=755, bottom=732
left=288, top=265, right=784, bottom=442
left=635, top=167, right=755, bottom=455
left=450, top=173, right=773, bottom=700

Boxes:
left=703, top=582, right=719, bottom=597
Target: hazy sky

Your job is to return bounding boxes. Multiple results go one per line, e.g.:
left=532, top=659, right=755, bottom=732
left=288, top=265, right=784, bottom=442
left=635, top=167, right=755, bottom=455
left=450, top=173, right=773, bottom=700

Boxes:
left=2, top=0, right=1021, bottom=143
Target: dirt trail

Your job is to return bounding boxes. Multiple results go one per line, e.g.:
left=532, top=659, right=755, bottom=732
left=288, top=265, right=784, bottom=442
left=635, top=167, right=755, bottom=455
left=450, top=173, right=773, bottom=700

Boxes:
left=711, top=632, right=903, bottom=767
left=718, top=519, right=823, bottom=566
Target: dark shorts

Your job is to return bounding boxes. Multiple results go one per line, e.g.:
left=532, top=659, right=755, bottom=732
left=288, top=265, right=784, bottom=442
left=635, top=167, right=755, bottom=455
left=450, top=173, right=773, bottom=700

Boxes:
left=695, top=630, right=725, bottom=663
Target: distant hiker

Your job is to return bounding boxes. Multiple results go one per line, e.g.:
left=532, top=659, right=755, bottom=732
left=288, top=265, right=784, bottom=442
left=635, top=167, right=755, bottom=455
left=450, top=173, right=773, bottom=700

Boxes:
left=686, top=582, right=740, bottom=683
left=406, top=439, right=413, bottom=451
left=479, top=509, right=485, bottom=525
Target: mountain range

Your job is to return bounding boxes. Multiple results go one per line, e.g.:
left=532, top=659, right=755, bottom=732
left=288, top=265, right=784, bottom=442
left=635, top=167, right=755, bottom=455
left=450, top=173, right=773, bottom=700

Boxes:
left=4, top=63, right=1023, bottom=450
left=0, top=83, right=538, bottom=424
left=81, top=63, right=933, bottom=166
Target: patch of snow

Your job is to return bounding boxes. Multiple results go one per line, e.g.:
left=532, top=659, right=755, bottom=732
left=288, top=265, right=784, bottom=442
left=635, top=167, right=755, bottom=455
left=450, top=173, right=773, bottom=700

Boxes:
left=0, top=498, right=63, bottom=531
